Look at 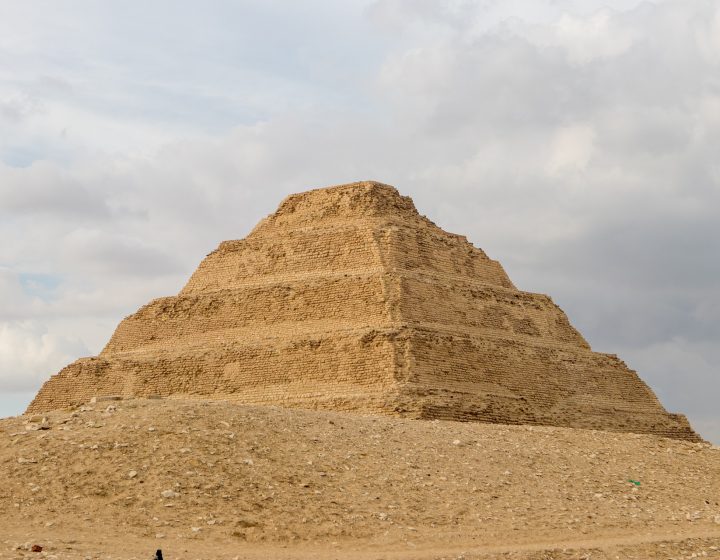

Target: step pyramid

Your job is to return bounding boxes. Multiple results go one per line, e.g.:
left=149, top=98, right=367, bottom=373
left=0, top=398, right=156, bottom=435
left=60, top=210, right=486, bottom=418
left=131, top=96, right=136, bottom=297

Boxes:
left=27, top=181, right=699, bottom=440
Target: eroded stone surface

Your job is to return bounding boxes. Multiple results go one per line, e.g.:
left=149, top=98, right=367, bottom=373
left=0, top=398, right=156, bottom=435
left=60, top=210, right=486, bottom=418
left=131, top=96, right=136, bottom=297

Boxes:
left=26, top=181, right=699, bottom=440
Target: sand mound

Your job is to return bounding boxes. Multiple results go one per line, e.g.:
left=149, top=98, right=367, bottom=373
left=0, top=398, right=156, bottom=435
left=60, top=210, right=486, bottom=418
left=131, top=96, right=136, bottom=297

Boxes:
left=1, top=399, right=719, bottom=559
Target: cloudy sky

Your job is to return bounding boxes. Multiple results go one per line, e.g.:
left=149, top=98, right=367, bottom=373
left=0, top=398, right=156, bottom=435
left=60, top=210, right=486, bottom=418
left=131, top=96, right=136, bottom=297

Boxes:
left=1, top=0, right=718, bottom=442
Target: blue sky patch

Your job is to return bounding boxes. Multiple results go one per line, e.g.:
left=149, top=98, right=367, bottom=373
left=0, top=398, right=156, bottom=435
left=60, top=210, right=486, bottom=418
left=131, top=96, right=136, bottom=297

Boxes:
left=19, top=272, right=62, bottom=300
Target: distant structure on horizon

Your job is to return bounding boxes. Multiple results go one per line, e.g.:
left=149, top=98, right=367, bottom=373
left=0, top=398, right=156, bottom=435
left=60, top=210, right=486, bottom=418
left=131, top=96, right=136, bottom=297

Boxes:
left=27, top=181, right=700, bottom=441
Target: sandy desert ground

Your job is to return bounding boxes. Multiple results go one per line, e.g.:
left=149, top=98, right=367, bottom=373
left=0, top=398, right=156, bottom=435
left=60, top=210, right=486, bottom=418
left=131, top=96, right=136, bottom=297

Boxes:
left=2, top=398, right=720, bottom=559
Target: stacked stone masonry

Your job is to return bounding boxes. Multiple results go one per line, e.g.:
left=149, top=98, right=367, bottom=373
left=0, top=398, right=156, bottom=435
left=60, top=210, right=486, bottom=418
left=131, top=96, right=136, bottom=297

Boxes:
left=27, top=181, right=700, bottom=441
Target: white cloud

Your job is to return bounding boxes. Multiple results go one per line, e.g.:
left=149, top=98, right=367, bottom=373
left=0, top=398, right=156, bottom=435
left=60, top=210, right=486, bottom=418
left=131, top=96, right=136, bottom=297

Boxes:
left=525, top=10, right=638, bottom=65
left=546, top=123, right=596, bottom=175
left=0, top=320, right=88, bottom=392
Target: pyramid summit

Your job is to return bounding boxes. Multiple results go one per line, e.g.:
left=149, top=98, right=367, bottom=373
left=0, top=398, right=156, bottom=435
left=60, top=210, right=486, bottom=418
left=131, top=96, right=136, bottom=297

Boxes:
left=28, top=181, right=699, bottom=441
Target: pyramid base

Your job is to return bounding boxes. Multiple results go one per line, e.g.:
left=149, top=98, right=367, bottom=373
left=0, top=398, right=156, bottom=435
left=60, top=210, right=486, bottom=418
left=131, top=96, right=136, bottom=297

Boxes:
left=26, top=326, right=701, bottom=442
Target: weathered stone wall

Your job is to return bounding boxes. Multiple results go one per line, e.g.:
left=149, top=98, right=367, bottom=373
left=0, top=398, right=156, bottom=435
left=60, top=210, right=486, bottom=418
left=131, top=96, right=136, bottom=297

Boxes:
left=398, top=328, right=697, bottom=439
left=29, top=328, right=406, bottom=414
left=377, top=223, right=515, bottom=289
left=397, top=275, right=589, bottom=346
left=181, top=225, right=382, bottom=294
left=26, top=181, right=701, bottom=441
left=104, top=273, right=389, bottom=353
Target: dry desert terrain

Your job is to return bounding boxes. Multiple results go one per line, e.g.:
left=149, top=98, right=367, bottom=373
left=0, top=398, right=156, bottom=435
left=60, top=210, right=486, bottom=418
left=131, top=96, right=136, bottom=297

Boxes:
left=2, top=398, right=719, bottom=559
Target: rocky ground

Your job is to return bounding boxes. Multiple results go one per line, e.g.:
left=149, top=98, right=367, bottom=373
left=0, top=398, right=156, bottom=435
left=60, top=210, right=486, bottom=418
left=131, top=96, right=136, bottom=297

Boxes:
left=1, top=397, right=719, bottom=559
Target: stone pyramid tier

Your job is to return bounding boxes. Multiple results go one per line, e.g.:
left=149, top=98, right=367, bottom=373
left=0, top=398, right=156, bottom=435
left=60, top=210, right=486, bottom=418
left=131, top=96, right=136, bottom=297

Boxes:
left=27, top=181, right=700, bottom=441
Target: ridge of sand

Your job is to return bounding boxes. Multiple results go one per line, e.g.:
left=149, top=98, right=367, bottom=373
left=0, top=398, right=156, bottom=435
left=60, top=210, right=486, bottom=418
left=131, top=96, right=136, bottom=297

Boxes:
left=2, top=399, right=719, bottom=559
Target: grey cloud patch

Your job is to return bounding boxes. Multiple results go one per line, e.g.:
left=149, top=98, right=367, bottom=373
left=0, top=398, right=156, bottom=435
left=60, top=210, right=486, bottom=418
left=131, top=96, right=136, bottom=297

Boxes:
left=623, top=339, right=720, bottom=416
left=621, top=338, right=720, bottom=446
left=0, top=162, right=111, bottom=218
left=60, top=229, right=186, bottom=277
left=0, top=93, right=42, bottom=123
left=522, top=208, right=720, bottom=352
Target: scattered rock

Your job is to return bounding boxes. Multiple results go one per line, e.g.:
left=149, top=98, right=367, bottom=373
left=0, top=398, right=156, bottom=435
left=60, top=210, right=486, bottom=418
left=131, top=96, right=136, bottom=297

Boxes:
left=1, top=398, right=718, bottom=558
left=31, top=544, right=42, bottom=552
